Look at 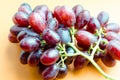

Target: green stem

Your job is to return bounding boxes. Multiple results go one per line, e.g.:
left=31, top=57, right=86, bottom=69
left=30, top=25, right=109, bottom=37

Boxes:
left=90, top=28, right=102, bottom=59
left=67, top=42, right=115, bottom=80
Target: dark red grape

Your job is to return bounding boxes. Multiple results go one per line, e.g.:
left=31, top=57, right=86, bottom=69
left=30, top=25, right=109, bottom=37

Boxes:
left=57, top=28, right=71, bottom=44
left=28, top=12, right=46, bottom=33
left=75, top=10, right=90, bottom=29
left=97, top=11, right=109, bottom=27
left=8, top=33, right=18, bottom=43
left=20, top=37, right=40, bottom=52
left=47, top=18, right=58, bottom=30
left=106, top=40, right=120, bottom=60
left=13, top=11, right=29, bottom=27
left=42, top=64, right=59, bottom=80
left=42, top=29, right=60, bottom=46
left=33, top=5, right=49, bottom=20
left=86, top=17, right=100, bottom=33
left=18, top=3, right=32, bottom=14
left=75, top=30, right=97, bottom=48
left=40, top=48, right=59, bottom=65
left=17, top=29, right=40, bottom=41
left=38, top=62, right=48, bottom=73
left=101, top=53, right=116, bottom=67
left=74, top=55, right=89, bottom=69
left=72, top=4, right=83, bottom=17
left=105, top=23, right=120, bottom=33
left=10, top=25, right=28, bottom=36
left=19, top=50, right=30, bottom=64
left=27, top=49, right=43, bottom=67
left=104, top=31, right=120, bottom=41
left=54, top=6, right=76, bottom=27
left=57, top=64, right=68, bottom=79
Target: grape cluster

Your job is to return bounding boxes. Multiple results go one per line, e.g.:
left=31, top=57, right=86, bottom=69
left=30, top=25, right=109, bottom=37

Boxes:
left=8, top=3, right=120, bottom=80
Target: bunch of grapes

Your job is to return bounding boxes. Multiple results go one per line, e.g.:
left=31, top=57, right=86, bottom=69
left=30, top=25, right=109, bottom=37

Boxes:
left=8, top=3, right=120, bottom=80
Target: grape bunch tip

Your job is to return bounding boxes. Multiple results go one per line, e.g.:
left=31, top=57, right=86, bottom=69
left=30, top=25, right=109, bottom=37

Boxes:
left=8, top=3, right=120, bottom=80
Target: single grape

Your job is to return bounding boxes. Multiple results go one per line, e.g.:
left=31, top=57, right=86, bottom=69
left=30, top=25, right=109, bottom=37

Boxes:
left=10, top=25, right=28, bottom=36
left=74, top=55, right=89, bottom=70
left=40, top=48, right=59, bottom=65
left=105, top=23, right=120, bottom=33
left=75, top=30, right=97, bottom=48
left=57, top=64, right=68, bottom=79
left=86, top=17, right=100, bottom=33
left=33, top=5, right=49, bottom=20
left=54, top=6, right=76, bottom=27
left=42, top=64, right=59, bottom=80
left=13, top=11, right=29, bottom=27
left=27, top=49, right=43, bottom=67
left=8, top=33, right=18, bottom=43
left=72, top=4, right=83, bottom=17
left=18, top=3, right=32, bottom=14
left=75, top=10, right=90, bottom=29
left=19, top=50, right=30, bottom=64
left=101, top=53, right=116, bottom=67
left=106, top=40, right=120, bottom=60
left=17, top=29, right=40, bottom=41
left=97, top=11, right=109, bottom=27
left=28, top=12, right=46, bottom=33
left=47, top=18, right=58, bottom=30
left=42, top=29, right=60, bottom=46
left=57, top=28, right=71, bottom=44
left=20, top=37, right=40, bottom=52
left=104, top=31, right=120, bottom=41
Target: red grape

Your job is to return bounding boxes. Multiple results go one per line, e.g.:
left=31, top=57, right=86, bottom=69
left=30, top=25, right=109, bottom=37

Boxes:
left=106, top=40, right=120, bottom=60
left=18, top=3, right=32, bottom=14
left=19, top=50, right=30, bottom=64
left=57, top=28, right=71, bottom=44
left=42, top=29, right=60, bottom=46
left=86, top=17, right=100, bottom=33
left=101, top=53, right=116, bottom=67
left=27, top=49, right=42, bottom=67
left=13, top=11, right=29, bottom=27
left=75, top=10, right=90, bottom=29
left=74, top=55, right=89, bottom=69
left=75, top=30, right=97, bottom=48
left=105, top=23, right=120, bottom=33
left=10, top=25, right=28, bottom=36
left=97, top=11, right=109, bottom=27
left=20, top=37, right=40, bottom=52
left=8, top=33, right=18, bottom=43
left=42, top=64, right=59, bottom=80
left=72, top=4, right=83, bottom=17
left=28, top=12, right=46, bottom=33
left=104, top=31, right=120, bottom=41
left=40, top=48, right=59, bottom=65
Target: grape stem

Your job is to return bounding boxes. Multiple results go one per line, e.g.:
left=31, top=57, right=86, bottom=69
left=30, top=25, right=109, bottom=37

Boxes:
left=66, top=27, right=115, bottom=80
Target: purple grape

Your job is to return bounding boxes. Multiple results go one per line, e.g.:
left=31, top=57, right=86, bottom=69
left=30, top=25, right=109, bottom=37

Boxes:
left=8, top=33, right=18, bottom=43
left=47, top=18, right=58, bottom=30
left=40, top=48, right=59, bottom=65
left=19, top=50, right=30, bottom=64
left=42, top=64, right=59, bottom=80
left=20, top=37, right=40, bottom=52
left=97, top=11, right=109, bottom=27
left=42, top=29, right=60, bottom=46
left=72, top=4, right=83, bottom=17
left=75, top=10, right=90, bottom=29
left=86, top=17, right=100, bottom=33
left=13, top=11, right=29, bottom=27
left=27, top=49, right=43, bottom=67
